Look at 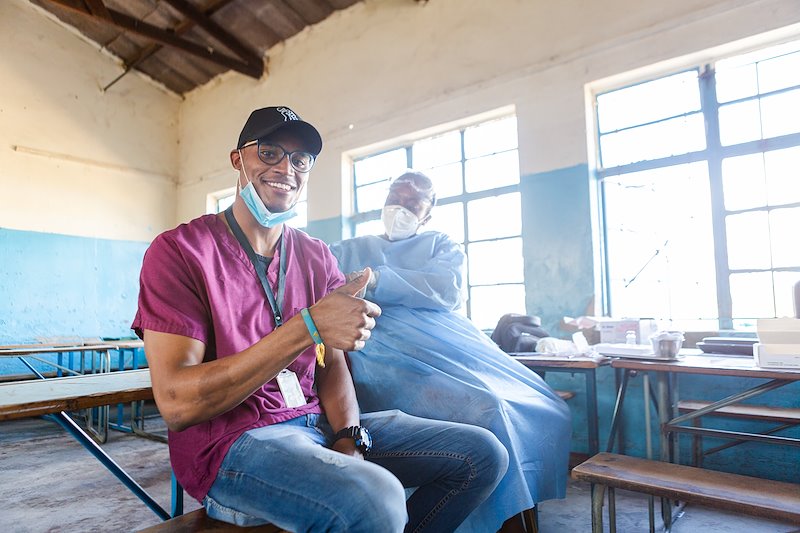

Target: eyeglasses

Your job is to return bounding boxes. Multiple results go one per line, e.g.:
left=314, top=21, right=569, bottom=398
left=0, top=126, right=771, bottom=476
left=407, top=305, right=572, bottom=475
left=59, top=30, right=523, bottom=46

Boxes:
left=241, top=140, right=316, bottom=172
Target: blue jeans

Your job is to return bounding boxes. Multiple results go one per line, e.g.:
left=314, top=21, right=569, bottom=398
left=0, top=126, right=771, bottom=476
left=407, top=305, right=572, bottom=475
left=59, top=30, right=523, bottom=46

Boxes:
left=203, top=409, right=508, bottom=533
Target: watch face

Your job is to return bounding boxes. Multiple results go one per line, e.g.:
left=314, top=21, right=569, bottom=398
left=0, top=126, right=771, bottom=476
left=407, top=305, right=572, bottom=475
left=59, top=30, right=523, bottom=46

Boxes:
left=356, top=427, right=373, bottom=453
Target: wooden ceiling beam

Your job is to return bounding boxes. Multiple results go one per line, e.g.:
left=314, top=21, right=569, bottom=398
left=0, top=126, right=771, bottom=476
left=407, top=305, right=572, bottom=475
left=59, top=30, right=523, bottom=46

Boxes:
left=103, top=0, right=236, bottom=91
left=42, top=0, right=263, bottom=79
left=162, top=0, right=263, bottom=70
left=82, top=0, right=112, bottom=21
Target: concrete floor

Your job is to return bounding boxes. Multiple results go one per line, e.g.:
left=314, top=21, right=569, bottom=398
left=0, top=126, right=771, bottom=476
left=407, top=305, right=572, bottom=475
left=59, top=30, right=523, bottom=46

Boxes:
left=1, top=408, right=797, bottom=533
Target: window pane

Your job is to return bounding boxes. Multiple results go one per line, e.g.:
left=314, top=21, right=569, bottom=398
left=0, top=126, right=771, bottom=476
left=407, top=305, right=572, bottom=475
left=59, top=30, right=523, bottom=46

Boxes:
left=715, top=63, right=758, bottom=103
left=356, top=181, right=390, bottom=212
left=464, top=150, right=519, bottom=193
left=765, top=146, right=800, bottom=206
left=413, top=131, right=461, bottom=169
left=426, top=202, right=464, bottom=243
left=286, top=200, right=307, bottom=229
left=718, top=100, right=761, bottom=146
left=725, top=211, right=771, bottom=270
left=761, top=89, right=800, bottom=138
left=217, top=194, right=235, bottom=212
left=469, top=284, right=526, bottom=331
left=599, top=113, right=706, bottom=167
left=774, top=271, right=800, bottom=318
left=467, top=193, right=521, bottom=240
left=721, top=153, right=767, bottom=211
left=597, top=71, right=700, bottom=133
left=730, top=271, right=774, bottom=318
left=354, top=218, right=384, bottom=238
left=464, top=116, right=518, bottom=158
left=770, top=207, right=800, bottom=268
left=354, top=149, right=407, bottom=186
left=422, top=162, right=463, bottom=199
left=286, top=188, right=308, bottom=228
left=603, top=163, right=717, bottom=321
left=467, top=238, right=523, bottom=285
left=758, top=50, right=800, bottom=93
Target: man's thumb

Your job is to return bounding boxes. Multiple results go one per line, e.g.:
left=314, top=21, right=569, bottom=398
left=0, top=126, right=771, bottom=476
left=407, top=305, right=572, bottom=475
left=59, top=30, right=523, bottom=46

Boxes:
left=340, top=267, right=371, bottom=297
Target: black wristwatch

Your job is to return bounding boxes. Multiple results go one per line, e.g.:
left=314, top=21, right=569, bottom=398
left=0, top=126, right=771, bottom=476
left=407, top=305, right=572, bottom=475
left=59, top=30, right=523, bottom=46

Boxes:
left=334, top=425, right=372, bottom=453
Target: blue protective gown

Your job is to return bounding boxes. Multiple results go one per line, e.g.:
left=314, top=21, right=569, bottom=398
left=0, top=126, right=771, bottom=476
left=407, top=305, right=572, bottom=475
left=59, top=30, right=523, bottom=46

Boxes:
left=330, top=231, right=572, bottom=533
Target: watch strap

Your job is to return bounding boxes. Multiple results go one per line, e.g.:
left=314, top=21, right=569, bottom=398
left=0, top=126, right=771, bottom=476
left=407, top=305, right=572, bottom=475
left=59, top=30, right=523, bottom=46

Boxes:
left=334, top=426, right=361, bottom=441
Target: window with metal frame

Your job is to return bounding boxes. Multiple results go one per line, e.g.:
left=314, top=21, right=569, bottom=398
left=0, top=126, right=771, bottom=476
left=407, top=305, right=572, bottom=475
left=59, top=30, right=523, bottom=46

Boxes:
left=595, top=39, right=800, bottom=332
left=351, top=116, right=525, bottom=330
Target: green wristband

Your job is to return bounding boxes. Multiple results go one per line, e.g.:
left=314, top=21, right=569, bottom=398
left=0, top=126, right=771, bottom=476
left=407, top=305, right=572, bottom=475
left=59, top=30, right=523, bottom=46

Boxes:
left=300, top=308, right=323, bottom=345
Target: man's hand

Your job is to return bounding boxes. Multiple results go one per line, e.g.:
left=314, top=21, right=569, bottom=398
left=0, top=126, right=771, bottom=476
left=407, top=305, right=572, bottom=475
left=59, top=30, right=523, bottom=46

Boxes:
left=332, top=437, right=364, bottom=459
left=309, top=268, right=381, bottom=351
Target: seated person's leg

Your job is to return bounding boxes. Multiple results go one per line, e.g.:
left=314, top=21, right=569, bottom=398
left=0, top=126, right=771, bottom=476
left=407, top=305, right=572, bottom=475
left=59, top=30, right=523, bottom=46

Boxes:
left=204, top=414, right=407, bottom=533
left=363, top=409, right=509, bottom=532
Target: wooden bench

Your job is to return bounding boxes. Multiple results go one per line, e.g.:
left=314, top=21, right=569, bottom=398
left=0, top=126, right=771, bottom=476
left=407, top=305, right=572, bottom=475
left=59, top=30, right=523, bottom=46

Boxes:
left=677, top=400, right=800, bottom=466
left=139, top=508, right=288, bottom=532
left=572, top=452, right=800, bottom=532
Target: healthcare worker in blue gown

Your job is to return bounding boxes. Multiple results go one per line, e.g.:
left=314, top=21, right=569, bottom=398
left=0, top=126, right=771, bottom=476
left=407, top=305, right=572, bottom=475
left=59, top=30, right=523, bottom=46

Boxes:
left=330, top=171, right=572, bottom=533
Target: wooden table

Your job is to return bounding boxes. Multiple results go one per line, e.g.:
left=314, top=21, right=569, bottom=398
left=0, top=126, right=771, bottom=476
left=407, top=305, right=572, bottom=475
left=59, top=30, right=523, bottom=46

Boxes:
left=511, top=354, right=610, bottom=456
left=0, top=369, right=152, bottom=420
left=608, top=352, right=800, bottom=527
left=0, top=368, right=173, bottom=521
left=610, top=353, right=800, bottom=461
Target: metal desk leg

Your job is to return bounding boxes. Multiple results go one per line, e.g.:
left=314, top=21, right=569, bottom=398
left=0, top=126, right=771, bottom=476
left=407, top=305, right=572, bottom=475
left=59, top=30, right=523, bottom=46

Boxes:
left=171, top=471, right=184, bottom=517
left=585, top=368, right=599, bottom=457
left=657, top=372, right=673, bottom=529
left=590, top=483, right=606, bottom=533
left=605, top=369, right=631, bottom=453
left=18, top=357, right=169, bottom=520
left=49, top=411, right=170, bottom=520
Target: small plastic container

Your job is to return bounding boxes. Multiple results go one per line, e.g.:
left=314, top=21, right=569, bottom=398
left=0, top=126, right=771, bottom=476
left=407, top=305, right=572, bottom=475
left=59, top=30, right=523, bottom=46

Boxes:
left=649, top=331, right=684, bottom=358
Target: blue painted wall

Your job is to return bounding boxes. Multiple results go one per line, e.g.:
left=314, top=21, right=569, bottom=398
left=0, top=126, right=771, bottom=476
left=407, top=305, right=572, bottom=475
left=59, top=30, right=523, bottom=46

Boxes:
left=0, top=227, right=148, bottom=375
left=521, top=164, right=595, bottom=336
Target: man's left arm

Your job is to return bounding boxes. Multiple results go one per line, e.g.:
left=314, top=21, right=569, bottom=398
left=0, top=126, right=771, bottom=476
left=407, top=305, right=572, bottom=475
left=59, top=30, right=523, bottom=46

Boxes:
left=316, top=347, right=364, bottom=458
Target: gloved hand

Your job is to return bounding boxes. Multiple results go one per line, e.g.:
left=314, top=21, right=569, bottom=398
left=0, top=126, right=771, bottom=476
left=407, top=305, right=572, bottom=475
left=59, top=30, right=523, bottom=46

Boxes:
left=346, top=269, right=378, bottom=298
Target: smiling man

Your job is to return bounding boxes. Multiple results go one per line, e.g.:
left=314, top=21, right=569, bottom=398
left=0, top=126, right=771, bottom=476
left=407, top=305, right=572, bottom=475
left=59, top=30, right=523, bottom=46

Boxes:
left=132, top=107, right=508, bottom=532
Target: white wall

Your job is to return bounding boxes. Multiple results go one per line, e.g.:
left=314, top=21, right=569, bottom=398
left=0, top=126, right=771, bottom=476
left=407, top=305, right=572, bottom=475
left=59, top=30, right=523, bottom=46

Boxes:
left=0, top=0, right=179, bottom=242
left=178, top=0, right=800, bottom=226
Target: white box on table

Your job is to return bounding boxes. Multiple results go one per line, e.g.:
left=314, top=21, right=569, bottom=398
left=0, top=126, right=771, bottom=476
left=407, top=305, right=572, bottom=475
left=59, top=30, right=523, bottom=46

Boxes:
left=597, top=318, right=658, bottom=344
left=753, top=343, right=800, bottom=369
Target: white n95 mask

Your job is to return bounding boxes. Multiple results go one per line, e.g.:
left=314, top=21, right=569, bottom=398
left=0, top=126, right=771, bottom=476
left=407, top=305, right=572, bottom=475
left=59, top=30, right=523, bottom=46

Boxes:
left=382, top=205, right=420, bottom=241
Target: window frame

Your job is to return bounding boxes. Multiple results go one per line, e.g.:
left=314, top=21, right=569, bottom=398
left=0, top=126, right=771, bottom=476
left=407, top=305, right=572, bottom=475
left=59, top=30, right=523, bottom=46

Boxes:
left=594, top=46, right=800, bottom=331
left=350, top=116, right=524, bottom=326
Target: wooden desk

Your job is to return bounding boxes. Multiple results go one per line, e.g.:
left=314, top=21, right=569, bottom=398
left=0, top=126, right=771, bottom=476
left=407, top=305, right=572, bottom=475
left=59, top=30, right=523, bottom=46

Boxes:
left=511, top=354, right=610, bottom=456
left=0, top=369, right=152, bottom=421
left=0, top=369, right=171, bottom=521
left=607, top=353, right=800, bottom=528
left=610, top=353, right=800, bottom=461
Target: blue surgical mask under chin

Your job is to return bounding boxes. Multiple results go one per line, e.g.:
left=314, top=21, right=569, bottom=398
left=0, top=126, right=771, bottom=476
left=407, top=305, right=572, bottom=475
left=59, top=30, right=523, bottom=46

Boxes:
left=238, top=158, right=297, bottom=228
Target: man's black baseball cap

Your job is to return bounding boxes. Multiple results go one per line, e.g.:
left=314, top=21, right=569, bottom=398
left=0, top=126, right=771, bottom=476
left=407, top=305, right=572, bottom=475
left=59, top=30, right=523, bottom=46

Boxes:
left=237, top=106, right=323, bottom=155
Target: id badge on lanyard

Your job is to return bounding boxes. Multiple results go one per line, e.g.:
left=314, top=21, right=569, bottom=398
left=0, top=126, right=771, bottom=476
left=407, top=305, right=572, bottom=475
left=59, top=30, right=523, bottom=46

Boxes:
left=224, top=208, right=307, bottom=407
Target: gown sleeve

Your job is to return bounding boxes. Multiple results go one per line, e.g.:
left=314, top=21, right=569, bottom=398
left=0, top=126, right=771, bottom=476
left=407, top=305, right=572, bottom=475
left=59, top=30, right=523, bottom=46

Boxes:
left=371, top=233, right=466, bottom=311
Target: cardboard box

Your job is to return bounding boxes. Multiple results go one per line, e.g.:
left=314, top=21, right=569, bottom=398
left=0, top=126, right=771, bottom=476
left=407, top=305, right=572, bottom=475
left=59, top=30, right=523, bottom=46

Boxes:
left=756, top=318, right=800, bottom=344
left=597, top=318, right=658, bottom=344
left=753, top=343, right=800, bottom=369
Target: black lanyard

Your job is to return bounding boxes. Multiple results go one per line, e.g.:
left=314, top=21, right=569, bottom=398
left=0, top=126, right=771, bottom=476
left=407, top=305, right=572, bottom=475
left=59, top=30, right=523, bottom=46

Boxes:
left=224, top=207, right=287, bottom=327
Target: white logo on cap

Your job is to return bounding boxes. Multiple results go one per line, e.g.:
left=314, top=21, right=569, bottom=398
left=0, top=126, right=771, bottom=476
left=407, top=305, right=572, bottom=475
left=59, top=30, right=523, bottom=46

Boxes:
left=277, top=107, right=299, bottom=121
